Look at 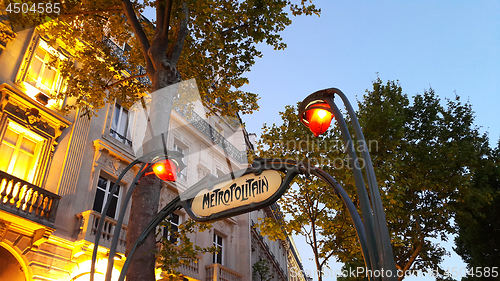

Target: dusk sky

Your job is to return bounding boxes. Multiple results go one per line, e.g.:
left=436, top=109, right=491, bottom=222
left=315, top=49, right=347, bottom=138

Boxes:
left=239, top=0, right=499, bottom=280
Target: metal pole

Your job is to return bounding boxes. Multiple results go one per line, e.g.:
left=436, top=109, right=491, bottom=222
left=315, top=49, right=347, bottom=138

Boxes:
left=104, top=162, right=150, bottom=281
left=311, top=167, right=373, bottom=274
left=326, top=99, right=381, bottom=273
left=90, top=158, right=142, bottom=281
left=332, top=89, right=397, bottom=280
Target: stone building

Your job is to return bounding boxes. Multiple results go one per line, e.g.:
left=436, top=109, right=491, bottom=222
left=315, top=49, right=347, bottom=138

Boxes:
left=0, top=22, right=306, bottom=281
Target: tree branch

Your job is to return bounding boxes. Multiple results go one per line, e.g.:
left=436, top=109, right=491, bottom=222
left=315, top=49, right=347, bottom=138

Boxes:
left=59, top=7, right=122, bottom=18
left=155, top=0, right=166, bottom=36
left=103, top=73, right=148, bottom=90
left=168, top=1, right=189, bottom=64
left=220, top=23, right=250, bottom=37
left=400, top=241, right=423, bottom=281
left=121, top=0, right=154, bottom=77
left=162, top=0, right=173, bottom=38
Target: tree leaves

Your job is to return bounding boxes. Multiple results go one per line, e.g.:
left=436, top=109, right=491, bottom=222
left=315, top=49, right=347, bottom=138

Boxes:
left=7, top=0, right=319, bottom=118
left=256, top=78, right=490, bottom=280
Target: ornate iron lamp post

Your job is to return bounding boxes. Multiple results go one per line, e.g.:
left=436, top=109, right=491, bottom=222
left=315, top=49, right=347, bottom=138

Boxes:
left=298, top=88, right=397, bottom=280
left=90, top=147, right=184, bottom=281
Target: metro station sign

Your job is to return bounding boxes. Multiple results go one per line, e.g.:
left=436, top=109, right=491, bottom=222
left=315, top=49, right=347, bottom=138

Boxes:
left=182, top=169, right=283, bottom=222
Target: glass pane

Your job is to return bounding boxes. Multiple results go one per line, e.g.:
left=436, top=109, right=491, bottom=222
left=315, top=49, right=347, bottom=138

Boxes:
left=216, top=247, right=222, bottom=264
left=170, top=213, right=179, bottom=225
left=118, top=109, right=128, bottom=136
left=111, top=105, right=121, bottom=132
left=112, top=185, right=120, bottom=196
left=20, top=138, right=36, bottom=154
left=97, top=177, right=108, bottom=189
left=170, top=231, right=178, bottom=244
left=12, top=151, right=32, bottom=180
left=3, top=128, right=19, bottom=145
left=106, top=196, right=118, bottom=218
left=0, top=144, right=14, bottom=171
left=28, top=58, right=43, bottom=81
left=93, top=189, right=105, bottom=213
left=41, top=67, right=56, bottom=89
left=35, top=46, right=46, bottom=59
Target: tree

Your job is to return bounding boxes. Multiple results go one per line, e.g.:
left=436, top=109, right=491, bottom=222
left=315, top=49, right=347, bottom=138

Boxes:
left=454, top=142, right=500, bottom=281
left=3, top=1, right=320, bottom=280
left=252, top=259, right=273, bottom=281
left=358, top=80, right=488, bottom=279
left=256, top=79, right=489, bottom=280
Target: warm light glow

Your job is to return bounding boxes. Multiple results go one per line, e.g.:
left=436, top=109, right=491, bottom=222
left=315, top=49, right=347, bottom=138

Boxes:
left=151, top=159, right=178, bottom=182
left=68, top=259, right=120, bottom=281
left=0, top=121, right=44, bottom=183
left=302, top=102, right=333, bottom=137
left=316, top=109, right=328, bottom=119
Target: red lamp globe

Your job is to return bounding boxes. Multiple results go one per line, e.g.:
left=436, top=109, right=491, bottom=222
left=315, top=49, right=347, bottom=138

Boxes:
left=301, top=102, right=333, bottom=137
left=151, top=159, right=178, bottom=182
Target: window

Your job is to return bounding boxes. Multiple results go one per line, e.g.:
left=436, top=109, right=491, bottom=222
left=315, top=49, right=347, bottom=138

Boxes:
left=25, top=40, right=65, bottom=95
left=213, top=234, right=223, bottom=264
left=163, top=213, right=180, bottom=244
left=173, top=142, right=187, bottom=181
left=92, top=175, right=121, bottom=219
left=0, top=121, right=44, bottom=183
left=110, top=103, right=132, bottom=146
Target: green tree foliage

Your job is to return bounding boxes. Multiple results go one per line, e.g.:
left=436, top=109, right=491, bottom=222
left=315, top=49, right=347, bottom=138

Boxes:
left=252, top=259, right=274, bottom=281
left=454, top=143, right=500, bottom=281
left=257, top=79, right=489, bottom=280
left=359, top=79, right=488, bottom=279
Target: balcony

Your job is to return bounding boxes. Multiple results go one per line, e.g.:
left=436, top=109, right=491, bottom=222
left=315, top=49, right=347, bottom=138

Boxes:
left=206, top=263, right=243, bottom=281
left=76, top=210, right=127, bottom=254
left=178, top=258, right=200, bottom=278
left=0, top=170, right=60, bottom=226
left=157, top=259, right=201, bottom=280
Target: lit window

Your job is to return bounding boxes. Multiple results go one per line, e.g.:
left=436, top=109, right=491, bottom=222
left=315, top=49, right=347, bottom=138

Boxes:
left=92, top=175, right=121, bottom=219
left=110, top=103, right=132, bottom=146
left=0, top=121, right=44, bottom=183
left=173, top=142, right=187, bottom=181
left=26, top=40, right=65, bottom=95
left=163, top=213, right=180, bottom=244
left=213, top=234, right=223, bottom=264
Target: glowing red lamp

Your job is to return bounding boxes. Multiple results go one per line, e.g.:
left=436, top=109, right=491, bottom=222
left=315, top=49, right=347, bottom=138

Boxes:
left=299, top=101, right=334, bottom=137
left=151, top=159, right=179, bottom=182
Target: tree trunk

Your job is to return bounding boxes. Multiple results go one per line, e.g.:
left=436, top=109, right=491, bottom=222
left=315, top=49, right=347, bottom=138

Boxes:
left=125, top=173, right=162, bottom=281
left=125, top=56, right=180, bottom=281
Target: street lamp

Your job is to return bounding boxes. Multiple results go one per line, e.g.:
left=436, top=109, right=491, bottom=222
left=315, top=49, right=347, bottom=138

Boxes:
left=298, top=88, right=397, bottom=281
left=90, top=148, right=184, bottom=281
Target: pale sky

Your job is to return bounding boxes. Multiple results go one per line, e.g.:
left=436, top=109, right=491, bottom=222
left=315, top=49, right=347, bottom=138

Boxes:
left=239, top=0, right=500, bottom=280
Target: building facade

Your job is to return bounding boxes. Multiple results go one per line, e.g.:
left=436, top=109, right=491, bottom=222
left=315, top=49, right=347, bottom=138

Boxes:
left=0, top=24, right=306, bottom=281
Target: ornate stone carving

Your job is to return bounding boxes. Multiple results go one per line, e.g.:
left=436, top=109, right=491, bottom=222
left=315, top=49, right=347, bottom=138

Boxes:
left=0, top=220, right=11, bottom=241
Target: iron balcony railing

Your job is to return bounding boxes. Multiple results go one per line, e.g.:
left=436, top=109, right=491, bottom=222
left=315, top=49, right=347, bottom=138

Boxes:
left=174, top=104, right=248, bottom=164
